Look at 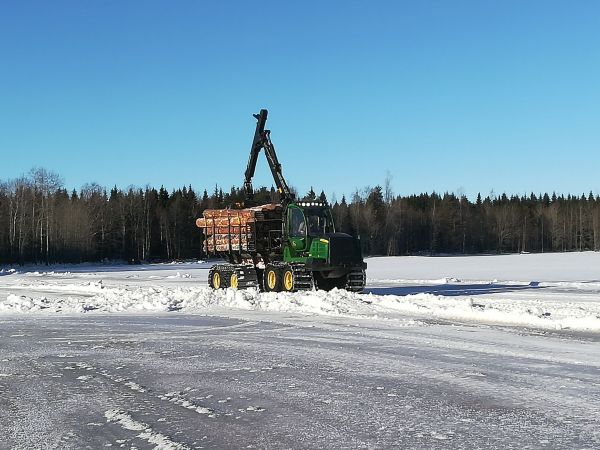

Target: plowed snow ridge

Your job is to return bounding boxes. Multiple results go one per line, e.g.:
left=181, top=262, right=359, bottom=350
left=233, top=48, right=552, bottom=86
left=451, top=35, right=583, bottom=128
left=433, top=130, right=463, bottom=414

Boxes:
left=2, top=253, right=600, bottom=332
left=1, top=282, right=599, bottom=332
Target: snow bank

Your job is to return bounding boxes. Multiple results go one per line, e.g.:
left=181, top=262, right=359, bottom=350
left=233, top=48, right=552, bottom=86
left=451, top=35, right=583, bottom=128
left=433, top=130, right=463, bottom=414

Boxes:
left=370, top=292, right=600, bottom=332
left=2, top=284, right=600, bottom=333
left=0, top=286, right=374, bottom=317
left=2, top=253, right=600, bottom=333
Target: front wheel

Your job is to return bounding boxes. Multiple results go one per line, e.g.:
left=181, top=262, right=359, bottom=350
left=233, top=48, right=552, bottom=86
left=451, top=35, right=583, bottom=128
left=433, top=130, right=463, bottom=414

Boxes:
left=282, top=266, right=294, bottom=292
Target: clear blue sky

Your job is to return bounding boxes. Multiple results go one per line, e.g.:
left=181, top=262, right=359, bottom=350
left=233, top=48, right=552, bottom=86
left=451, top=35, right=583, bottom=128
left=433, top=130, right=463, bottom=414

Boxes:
left=1, top=1, right=599, bottom=200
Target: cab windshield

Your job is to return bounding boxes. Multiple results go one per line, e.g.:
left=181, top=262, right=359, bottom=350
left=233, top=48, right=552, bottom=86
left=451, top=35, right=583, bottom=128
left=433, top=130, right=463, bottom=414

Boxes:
left=302, top=207, right=335, bottom=236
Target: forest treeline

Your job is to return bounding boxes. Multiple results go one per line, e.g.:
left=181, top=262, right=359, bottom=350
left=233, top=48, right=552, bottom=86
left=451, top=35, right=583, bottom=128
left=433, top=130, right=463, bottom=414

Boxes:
left=1, top=168, right=599, bottom=264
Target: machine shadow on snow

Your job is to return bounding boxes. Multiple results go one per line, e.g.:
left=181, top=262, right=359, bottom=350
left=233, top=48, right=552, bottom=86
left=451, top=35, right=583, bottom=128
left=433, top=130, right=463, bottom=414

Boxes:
left=365, top=282, right=544, bottom=297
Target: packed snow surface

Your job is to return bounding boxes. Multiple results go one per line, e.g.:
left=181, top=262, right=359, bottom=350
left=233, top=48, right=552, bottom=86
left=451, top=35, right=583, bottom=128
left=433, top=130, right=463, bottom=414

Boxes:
left=1, top=252, right=600, bottom=332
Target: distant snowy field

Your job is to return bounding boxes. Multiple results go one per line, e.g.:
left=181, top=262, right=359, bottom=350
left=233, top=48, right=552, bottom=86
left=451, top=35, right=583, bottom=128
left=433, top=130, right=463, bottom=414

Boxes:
left=1, top=252, right=600, bottom=333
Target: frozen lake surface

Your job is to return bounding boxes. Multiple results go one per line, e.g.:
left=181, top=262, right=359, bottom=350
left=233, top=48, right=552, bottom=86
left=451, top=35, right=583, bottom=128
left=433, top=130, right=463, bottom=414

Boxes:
left=1, top=253, right=600, bottom=448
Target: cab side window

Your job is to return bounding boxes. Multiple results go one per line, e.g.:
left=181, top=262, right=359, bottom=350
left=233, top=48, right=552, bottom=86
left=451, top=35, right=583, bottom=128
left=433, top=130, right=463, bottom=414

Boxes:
left=289, top=208, right=306, bottom=237
left=308, top=215, right=320, bottom=234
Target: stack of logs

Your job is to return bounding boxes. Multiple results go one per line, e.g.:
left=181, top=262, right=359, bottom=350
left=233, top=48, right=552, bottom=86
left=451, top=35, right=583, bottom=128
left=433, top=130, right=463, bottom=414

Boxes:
left=195, top=204, right=282, bottom=253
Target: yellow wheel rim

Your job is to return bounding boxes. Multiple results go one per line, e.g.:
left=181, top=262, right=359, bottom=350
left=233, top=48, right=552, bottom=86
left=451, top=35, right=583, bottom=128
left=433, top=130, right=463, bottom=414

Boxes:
left=267, top=270, right=277, bottom=290
left=213, top=272, right=221, bottom=289
left=283, top=270, right=293, bottom=291
left=230, top=273, right=238, bottom=289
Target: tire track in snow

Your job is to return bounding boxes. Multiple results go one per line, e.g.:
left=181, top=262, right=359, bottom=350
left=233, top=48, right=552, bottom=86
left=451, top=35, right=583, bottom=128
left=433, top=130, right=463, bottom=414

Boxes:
left=72, top=361, right=215, bottom=415
left=159, top=391, right=213, bottom=415
left=105, top=409, right=189, bottom=450
left=71, top=361, right=218, bottom=446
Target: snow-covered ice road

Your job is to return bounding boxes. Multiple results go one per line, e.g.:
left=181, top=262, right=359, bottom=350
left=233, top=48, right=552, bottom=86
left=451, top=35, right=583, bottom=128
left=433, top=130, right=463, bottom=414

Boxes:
left=2, top=252, right=600, bottom=448
left=1, top=313, right=599, bottom=449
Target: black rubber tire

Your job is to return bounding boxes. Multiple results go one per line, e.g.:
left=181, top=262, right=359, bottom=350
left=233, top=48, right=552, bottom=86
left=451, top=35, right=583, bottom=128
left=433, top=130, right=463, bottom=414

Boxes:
left=209, top=266, right=229, bottom=289
left=263, top=264, right=282, bottom=292
left=281, top=265, right=294, bottom=292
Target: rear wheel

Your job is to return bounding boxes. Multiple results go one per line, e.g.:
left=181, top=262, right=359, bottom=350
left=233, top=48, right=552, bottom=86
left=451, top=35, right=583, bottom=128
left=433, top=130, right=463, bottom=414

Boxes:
left=264, top=264, right=282, bottom=292
left=209, top=264, right=259, bottom=290
left=230, top=272, right=239, bottom=289
left=209, top=267, right=228, bottom=289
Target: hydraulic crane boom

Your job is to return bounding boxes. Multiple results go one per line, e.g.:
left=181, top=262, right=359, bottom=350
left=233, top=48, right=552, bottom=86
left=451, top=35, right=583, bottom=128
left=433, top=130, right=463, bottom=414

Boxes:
left=243, top=109, right=294, bottom=205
